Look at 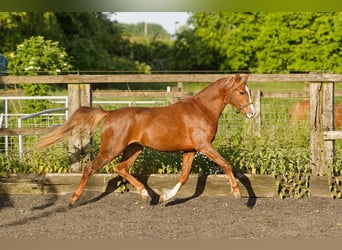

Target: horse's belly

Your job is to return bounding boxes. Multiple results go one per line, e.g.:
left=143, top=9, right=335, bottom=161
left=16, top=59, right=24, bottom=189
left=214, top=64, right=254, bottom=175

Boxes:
left=139, top=129, right=193, bottom=152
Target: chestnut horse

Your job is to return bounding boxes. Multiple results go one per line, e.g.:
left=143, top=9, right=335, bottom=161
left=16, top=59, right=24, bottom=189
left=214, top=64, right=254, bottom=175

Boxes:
left=290, top=99, right=342, bottom=128
left=38, top=74, right=256, bottom=205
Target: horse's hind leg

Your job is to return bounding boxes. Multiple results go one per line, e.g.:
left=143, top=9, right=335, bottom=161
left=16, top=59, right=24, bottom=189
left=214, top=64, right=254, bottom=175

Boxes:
left=199, top=144, right=241, bottom=199
left=114, top=144, right=149, bottom=201
left=159, top=151, right=195, bottom=203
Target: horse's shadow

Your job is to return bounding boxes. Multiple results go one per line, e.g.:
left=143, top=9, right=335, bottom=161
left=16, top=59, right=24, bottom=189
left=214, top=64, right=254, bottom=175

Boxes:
left=79, top=175, right=163, bottom=206
left=165, top=173, right=257, bottom=208
left=80, top=173, right=257, bottom=208
left=236, top=172, right=257, bottom=209
left=78, top=175, right=129, bottom=206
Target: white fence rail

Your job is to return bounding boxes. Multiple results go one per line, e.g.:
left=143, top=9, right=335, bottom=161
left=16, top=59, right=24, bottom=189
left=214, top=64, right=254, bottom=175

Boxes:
left=0, top=96, right=68, bottom=154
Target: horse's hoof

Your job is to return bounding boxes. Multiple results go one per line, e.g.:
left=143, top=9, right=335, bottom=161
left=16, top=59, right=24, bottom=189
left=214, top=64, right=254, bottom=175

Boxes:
left=68, top=199, right=78, bottom=208
left=233, top=191, right=241, bottom=199
left=69, top=193, right=80, bottom=207
left=141, top=195, right=150, bottom=203
left=159, top=194, right=167, bottom=203
left=140, top=189, right=150, bottom=203
left=159, top=188, right=175, bottom=203
left=230, top=184, right=241, bottom=199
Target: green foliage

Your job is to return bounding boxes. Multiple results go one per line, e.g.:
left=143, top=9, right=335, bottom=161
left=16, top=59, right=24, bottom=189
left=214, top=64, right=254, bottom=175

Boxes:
left=171, top=29, right=223, bottom=71
left=328, top=176, right=342, bottom=199
left=329, top=150, right=342, bottom=199
left=130, top=39, right=173, bottom=71
left=8, top=36, right=72, bottom=76
left=0, top=12, right=148, bottom=73
left=0, top=12, right=31, bottom=53
left=53, top=12, right=148, bottom=72
left=131, top=149, right=181, bottom=174
left=0, top=147, right=70, bottom=176
left=190, top=12, right=342, bottom=73
left=190, top=12, right=261, bottom=71
left=3, top=12, right=342, bottom=73
left=7, top=36, right=73, bottom=113
left=119, top=22, right=171, bottom=40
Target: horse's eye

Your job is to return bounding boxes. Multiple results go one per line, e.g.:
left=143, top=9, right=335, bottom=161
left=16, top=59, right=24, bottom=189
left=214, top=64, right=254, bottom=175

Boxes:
left=239, top=91, right=245, bottom=95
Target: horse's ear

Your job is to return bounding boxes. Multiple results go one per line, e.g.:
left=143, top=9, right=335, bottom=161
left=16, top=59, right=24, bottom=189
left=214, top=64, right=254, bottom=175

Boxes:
left=242, top=74, right=249, bottom=83
left=234, top=73, right=241, bottom=81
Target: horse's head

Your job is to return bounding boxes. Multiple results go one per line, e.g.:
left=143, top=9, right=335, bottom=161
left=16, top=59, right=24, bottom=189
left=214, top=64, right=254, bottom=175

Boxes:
left=227, top=73, right=256, bottom=119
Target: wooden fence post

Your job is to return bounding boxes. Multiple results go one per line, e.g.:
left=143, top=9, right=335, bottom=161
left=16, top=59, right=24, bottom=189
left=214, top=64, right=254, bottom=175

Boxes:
left=68, top=83, right=92, bottom=172
left=310, top=82, right=334, bottom=176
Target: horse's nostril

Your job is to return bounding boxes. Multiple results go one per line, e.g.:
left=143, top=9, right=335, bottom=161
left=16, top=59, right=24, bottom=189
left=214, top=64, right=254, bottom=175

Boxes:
left=246, top=111, right=256, bottom=119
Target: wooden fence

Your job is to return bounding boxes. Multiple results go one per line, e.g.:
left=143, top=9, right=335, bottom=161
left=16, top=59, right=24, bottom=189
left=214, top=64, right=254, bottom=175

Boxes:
left=1, top=73, right=342, bottom=174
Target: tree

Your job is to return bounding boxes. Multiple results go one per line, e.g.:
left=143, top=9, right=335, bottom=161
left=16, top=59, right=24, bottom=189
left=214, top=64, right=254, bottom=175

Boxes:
left=190, top=12, right=262, bottom=71
left=0, top=12, right=27, bottom=53
left=130, top=39, right=173, bottom=71
left=0, top=12, right=148, bottom=73
left=189, top=12, right=342, bottom=73
left=8, top=36, right=73, bottom=112
left=54, top=12, right=141, bottom=71
left=119, top=22, right=170, bottom=40
left=172, top=29, right=223, bottom=71
left=252, top=13, right=342, bottom=73
left=119, top=21, right=174, bottom=71
left=287, top=13, right=342, bottom=73
left=0, top=12, right=64, bottom=54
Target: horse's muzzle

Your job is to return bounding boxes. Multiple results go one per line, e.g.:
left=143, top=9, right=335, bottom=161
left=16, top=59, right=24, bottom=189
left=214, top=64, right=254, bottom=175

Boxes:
left=244, top=103, right=256, bottom=119
left=246, top=110, right=256, bottom=119
left=237, top=103, right=256, bottom=119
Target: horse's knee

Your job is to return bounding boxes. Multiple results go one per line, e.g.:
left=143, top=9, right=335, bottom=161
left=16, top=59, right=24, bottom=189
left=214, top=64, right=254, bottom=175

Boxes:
left=83, top=165, right=95, bottom=177
left=115, top=163, right=129, bottom=176
left=115, top=166, right=124, bottom=176
left=84, top=157, right=108, bottom=176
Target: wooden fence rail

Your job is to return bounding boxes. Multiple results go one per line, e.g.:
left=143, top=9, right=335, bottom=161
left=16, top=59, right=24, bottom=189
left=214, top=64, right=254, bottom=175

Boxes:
left=2, top=73, right=342, bottom=84
left=1, top=73, right=342, bottom=174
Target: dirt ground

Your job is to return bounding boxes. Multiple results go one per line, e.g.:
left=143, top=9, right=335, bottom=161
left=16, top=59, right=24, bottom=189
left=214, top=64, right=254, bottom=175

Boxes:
left=0, top=190, right=342, bottom=239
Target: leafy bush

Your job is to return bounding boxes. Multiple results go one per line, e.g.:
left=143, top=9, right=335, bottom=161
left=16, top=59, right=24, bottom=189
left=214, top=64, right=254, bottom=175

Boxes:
left=7, top=36, right=73, bottom=113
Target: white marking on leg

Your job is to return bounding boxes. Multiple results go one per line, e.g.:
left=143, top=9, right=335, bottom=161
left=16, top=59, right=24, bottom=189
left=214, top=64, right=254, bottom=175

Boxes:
left=161, top=182, right=182, bottom=201
left=140, top=189, right=149, bottom=200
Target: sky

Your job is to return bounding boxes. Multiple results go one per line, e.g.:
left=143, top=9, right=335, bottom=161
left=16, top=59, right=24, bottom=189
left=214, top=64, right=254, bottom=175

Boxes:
left=110, top=12, right=190, bottom=35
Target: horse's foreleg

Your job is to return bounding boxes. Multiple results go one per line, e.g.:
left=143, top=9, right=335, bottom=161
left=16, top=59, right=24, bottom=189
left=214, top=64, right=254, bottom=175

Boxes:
left=115, top=144, right=148, bottom=201
left=200, top=145, right=241, bottom=199
left=70, top=164, right=92, bottom=205
left=70, top=154, right=114, bottom=206
left=159, top=151, right=195, bottom=203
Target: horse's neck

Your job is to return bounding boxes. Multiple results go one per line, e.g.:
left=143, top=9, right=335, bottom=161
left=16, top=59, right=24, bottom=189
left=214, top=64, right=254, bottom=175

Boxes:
left=192, top=82, right=229, bottom=119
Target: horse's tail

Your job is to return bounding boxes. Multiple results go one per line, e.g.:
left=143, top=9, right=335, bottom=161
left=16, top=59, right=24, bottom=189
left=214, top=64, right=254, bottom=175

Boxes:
left=37, top=106, right=108, bottom=150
